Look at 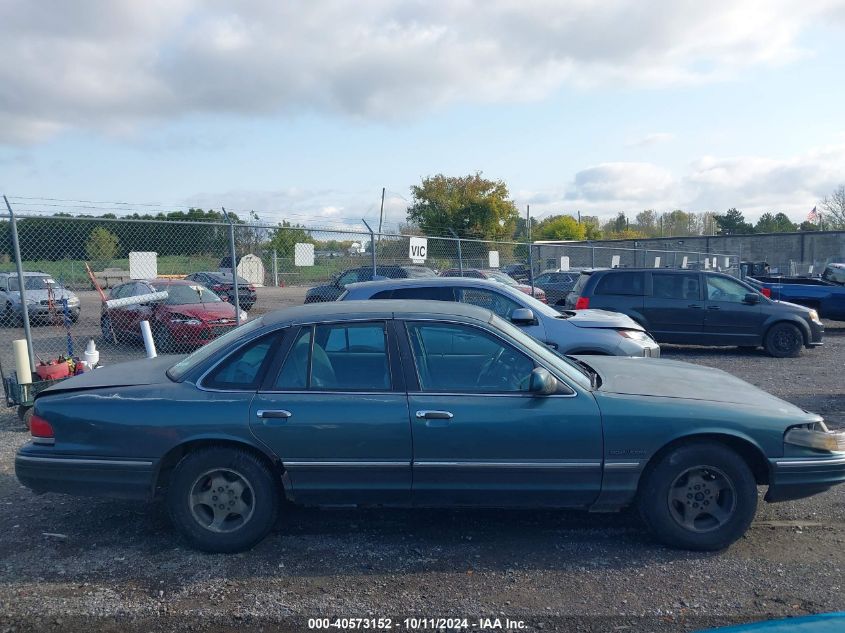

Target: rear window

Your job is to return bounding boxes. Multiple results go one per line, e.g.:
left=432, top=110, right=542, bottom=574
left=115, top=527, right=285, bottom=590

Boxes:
left=403, top=267, right=438, bottom=278
left=593, top=272, right=645, bottom=296
left=571, top=273, right=591, bottom=297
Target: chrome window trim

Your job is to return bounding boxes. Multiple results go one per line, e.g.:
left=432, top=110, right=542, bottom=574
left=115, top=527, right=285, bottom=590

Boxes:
left=16, top=456, right=154, bottom=467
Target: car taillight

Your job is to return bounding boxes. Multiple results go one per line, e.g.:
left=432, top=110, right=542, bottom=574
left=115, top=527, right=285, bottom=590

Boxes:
left=761, top=288, right=771, bottom=298
left=30, top=414, right=54, bottom=438
left=575, top=297, right=590, bottom=310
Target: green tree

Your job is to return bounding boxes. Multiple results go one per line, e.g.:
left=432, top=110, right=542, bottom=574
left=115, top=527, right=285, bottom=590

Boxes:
left=535, top=215, right=586, bottom=241
left=756, top=212, right=797, bottom=233
left=798, top=220, right=819, bottom=231
left=267, top=221, right=313, bottom=257
left=406, top=172, right=519, bottom=240
left=714, top=208, right=754, bottom=235
left=820, top=185, right=845, bottom=229
left=580, top=216, right=602, bottom=239
left=85, top=227, right=120, bottom=264
left=634, top=210, right=657, bottom=236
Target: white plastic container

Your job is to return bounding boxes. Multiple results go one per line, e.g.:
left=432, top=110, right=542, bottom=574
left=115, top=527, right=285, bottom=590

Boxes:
left=83, top=339, right=100, bottom=368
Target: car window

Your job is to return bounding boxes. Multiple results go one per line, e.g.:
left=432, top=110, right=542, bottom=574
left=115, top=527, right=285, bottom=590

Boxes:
left=153, top=283, right=222, bottom=305
left=111, top=284, right=135, bottom=299
left=274, top=322, right=390, bottom=391
left=372, top=286, right=455, bottom=301
left=337, top=270, right=360, bottom=285
left=0, top=278, right=7, bottom=291
left=822, top=266, right=845, bottom=284
left=403, top=267, right=438, bottom=278
left=594, top=272, right=645, bottom=296
left=204, top=335, right=277, bottom=390
left=706, top=276, right=751, bottom=303
left=652, top=273, right=701, bottom=300
left=458, top=287, right=522, bottom=318
left=406, top=322, right=535, bottom=393
left=534, top=274, right=551, bottom=284
left=167, top=318, right=265, bottom=381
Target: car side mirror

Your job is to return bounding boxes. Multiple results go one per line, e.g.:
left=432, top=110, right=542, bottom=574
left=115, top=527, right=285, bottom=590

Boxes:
left=511, top=308, right=535, bottom=325
left=744, top=293, right=760, bottom=305
left=528, top=367, right=558, bottom=395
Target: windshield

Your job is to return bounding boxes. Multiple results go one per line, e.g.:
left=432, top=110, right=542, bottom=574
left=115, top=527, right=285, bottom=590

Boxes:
left=499, top=284, right=561, bottom=318
left=404, top=267, right=438, bottom=278
left=8, top=276, right=61, bottom=291
left=167, top=317, right=265, bottom=380
left=486, top=271, right=519, bottom=286
left=489, top=314, right=593, bottom=390
left=154, top=283, right=222, bottom=305
left=210, top=273, right=250, bottom=285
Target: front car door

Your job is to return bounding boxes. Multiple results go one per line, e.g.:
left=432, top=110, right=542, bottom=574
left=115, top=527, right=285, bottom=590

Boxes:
left=641, top=272, right=704, bottom=343
left=702, top=274, right=764, bottom=345
left=400, top=319, right=603, bottom=507
left=249, top=320, right=411, bottom=505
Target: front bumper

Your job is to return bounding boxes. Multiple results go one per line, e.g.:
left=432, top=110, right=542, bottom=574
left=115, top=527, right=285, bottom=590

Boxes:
left=15, top=448, right=155, bottom=500
left=807, top=319, right=824, bottom=346
left=766, top=453, right=845, bottom=502
left=617, top=337, right=661, bottom=358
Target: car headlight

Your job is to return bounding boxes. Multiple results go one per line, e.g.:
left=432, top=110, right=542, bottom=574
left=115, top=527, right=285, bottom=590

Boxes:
left=785, top=421, right=845, bottom=452
left=808, top=309, right=821, bottom=323
left=170, top=316, right=202, bottom=326
left=618, top=329, right=652, bottom=342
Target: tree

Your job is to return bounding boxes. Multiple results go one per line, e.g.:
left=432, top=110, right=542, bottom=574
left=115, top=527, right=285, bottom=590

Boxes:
left=267, top=221, right=313, bottom=257
left=714, top=208, right=754, bottom=235
left=634, top=210, right=657, bottom=237
left=535, top=215, right=586, bottom=241
left=85, top=227, right=120, bottom=264
left=820, top=185, right=845, bottom=229
left=580, top=216, right=603, bottom=239
left=407, top=173, right=519, bottom=241
left=798, top=220, right=819, bottom=232
left=755, top=212, right=797, bottom=233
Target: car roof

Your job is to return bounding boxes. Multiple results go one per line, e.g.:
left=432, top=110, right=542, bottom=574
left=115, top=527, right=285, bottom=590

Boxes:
left=589, top=268, right=728, bottom=274
left=346, top=277, right=522, bottom=292
left=261, top=299, right=495, bottom=326
left=146, top=278, right=197, bottom=286
left=1, top=271, right=51, bottom=277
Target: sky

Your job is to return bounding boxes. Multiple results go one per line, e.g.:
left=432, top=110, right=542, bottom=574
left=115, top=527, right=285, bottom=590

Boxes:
left=1, top=0, right=845, bottom=232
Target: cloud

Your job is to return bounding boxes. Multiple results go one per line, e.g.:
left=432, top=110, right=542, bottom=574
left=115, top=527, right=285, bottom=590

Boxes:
left=626, top=132, right=675, bottom=148
left=523, top=142, right=845, bottom=222
left=1, top=0, right=841, bottom=144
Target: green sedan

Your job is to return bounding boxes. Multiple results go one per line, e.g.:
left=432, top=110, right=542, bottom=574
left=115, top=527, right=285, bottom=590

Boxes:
left=16, top=300, right=845, bottom=553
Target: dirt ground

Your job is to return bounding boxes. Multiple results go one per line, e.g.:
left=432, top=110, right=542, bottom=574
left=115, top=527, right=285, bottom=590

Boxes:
left=1, top=291, right=844, bottom=632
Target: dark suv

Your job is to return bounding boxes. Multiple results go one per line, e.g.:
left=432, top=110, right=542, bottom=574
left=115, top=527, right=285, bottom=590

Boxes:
left=565, top=268, right=824, bottom=357
left=304, top=265, right=437, bottom=303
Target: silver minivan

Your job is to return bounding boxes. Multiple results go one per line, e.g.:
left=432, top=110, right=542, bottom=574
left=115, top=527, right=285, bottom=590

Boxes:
left=340, top=277, right=659, bottom=357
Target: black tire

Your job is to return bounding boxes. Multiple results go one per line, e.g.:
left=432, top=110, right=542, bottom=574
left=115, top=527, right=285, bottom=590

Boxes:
left=764, top=322, right=804, bottom=358
left=69, top=309, right=80, bottom=324
left=152, top=325, right=176, bottom=354
left=166, top=447, right=279, bottom=553
left=101, top=314, right=118, bottom=343
left=638, top=442, right=757, bottom=551
left=2, top=302, right=21, bottom=327
left=17, top=406, right=33, bottom=429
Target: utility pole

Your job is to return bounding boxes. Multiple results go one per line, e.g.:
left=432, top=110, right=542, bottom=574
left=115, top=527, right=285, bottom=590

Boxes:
left=527, top=204, right=535, bottom=296
left=377, top=187, right=385, bottom=236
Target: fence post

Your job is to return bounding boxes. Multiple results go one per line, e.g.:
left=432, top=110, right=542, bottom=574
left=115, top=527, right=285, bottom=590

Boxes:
left=526, top=205, right=535, bottom=295
left=362, top=219, right=377, bottom=278
left=221, top=207, right=241, bottom=318
left=4, top=196, right=35, bottom=373
left=272, top=250, right=279, bottom=287
left=591, top=245, right=596, bottom=268
left=448, top=229, right=463, bottom=276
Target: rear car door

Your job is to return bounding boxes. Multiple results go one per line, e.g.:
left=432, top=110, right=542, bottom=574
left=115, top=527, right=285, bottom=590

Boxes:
left=249, top=320, right=411, bottom=505
left=586, top=271, right=647, bottom=322
left=401, top=320, right=603, bottom=506
left=702, top=274, right=764, bottom=345
left=640, top=272, right=704, bottom=343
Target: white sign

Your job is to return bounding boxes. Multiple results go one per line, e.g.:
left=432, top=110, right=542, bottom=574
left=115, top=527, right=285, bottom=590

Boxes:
left=712, top=257, right=718, bottom=269
left=725, top=257, right=731, bottom=269
left=488, top=251, right=500, bottom=268
left=294, top=243, right=315, bottom=267
left=409, top=237, right=428, bottom=263
left=654, top=256, right=661, bottom=268
left=560, top=256, right=570, bottom=271
left=808, top=265, right=814, bottom=274
left=611, top=255, right=620, bottom=268
left=129, top=251, right=157, bottom=280
left=681, top=256, right=688, bottom=269
left=704, top=258, right=710, bottom=269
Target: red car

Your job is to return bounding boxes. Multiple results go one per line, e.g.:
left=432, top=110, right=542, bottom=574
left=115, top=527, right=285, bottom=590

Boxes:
left=101, top=279, right=247, bottom=352
left=439, top=268, right=547, bottom=302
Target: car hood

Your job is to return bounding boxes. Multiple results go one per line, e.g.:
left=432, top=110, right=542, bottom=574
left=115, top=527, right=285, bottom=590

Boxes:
left=11, top=289, right=77, bottom=302
left=307, top=284, right=340, bottom=296
left=163, top=302, right=236, bottom=320
left=38, top=355, right=178, bottom=395
left=579, top=355, right=804, bottom=413
left=557, top=309, right=645, bottom=331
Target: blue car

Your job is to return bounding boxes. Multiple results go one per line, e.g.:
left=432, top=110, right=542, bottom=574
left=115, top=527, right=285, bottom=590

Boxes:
left=15, top=301, right=845, bottom=553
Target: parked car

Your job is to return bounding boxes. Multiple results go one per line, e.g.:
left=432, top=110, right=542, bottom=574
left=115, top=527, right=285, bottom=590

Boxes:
left=341, top=277, right=660, bottom=357
left=820, top=263, right=845, bottom=284
left=697, top=613, right=845, bottom=633
left=101, top=278, right=247, bottom=352
left=0, top=271, right=80, bottom=325
left=439, top=268, right=547, bottom=302
left=501, top=263, right=531, bottom=282
left=184, top=271, right=257, bottom=311
left=533, top=269, right=581, bottom=307
left=565, top=269, right=824, bottom=358
left=746, top=274, right=845, bottom=321
left=304, top=265, right=437, bottom=303
left=16, top=300, right=845, bottom=553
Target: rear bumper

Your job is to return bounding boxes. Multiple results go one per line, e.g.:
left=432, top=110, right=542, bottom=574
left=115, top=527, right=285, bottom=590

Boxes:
left=766, top=454, right=845, bottom=502
left=15, top=449, right=155, bottom=500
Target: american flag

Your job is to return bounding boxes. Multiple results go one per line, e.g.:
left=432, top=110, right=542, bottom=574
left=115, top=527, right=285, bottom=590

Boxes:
left=808, top=206, right=819, bottom=221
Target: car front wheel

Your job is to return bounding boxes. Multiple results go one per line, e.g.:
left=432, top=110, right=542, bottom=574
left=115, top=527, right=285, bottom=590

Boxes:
left=764, top=322, right=803, bottom=358
left=166, top=447, right=280, bottom=553
left=638, top=442, right=757, bottom=550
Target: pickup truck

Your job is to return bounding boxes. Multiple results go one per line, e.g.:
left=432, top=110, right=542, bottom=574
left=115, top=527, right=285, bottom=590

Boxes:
left=746, top=275, right=845, bottom=321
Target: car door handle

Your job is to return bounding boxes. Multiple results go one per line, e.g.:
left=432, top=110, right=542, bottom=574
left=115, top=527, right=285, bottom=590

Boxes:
left=688, top=304, right=703, bottom=309
left=256, top=409, right=292, bottom=419
left=415, top=410, right=453, bottom=420
left=707, top=306, right=721, bottom=311
left=544, top=341, right=559, bottom=349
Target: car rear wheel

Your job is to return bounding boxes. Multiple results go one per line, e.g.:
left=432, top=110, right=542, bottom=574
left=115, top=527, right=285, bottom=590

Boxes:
left=152, top=324, right=176, bottom=354
left=166, top=447, right=279, bottom=553
left=764, top=322, right=803, bottom=358
left=638, top=442, right=757, bottom=550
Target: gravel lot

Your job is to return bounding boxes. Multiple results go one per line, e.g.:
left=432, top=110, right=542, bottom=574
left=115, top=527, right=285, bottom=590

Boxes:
left=1, top=291, right=844, bottom=632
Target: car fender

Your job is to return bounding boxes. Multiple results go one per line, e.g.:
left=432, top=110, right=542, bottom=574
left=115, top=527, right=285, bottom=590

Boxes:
left=761, top=314, right=811, bottom=344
